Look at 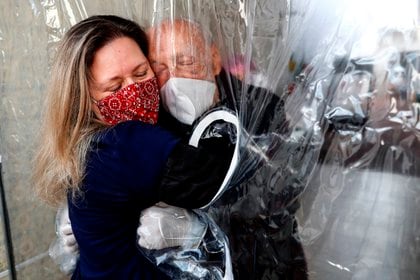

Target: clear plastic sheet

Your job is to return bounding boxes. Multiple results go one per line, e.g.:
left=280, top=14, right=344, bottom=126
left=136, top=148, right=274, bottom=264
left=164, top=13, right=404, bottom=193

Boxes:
left=0, top=0, right=419, bottom=279
left=136, top=1, right=319, bottom=278
left=291, top=1, right=420, bottom=279
left=138, top=203, right=233, bottom=280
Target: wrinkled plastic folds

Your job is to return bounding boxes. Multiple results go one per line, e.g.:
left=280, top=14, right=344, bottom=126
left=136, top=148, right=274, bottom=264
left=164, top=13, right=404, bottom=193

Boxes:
left=137, top=203, right=208, bottom=251
left=49, top=206, right=78, bottom=275
left=1, top=0, right=419, bottom=279
left=138, top=203, right=233, bottom=279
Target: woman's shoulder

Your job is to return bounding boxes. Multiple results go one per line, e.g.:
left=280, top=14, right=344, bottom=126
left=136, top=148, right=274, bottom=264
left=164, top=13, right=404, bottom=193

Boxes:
left=99, top=120, right=177, bottom=145
left=93, top=121, right=179, bottom=162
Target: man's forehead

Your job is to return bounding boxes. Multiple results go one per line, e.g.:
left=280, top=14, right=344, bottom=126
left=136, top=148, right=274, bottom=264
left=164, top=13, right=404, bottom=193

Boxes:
left=148, top=20, right=207, bottom=48
left=152, top=39, right=204, bottom=54
left=150, top=19, right=203, bottom=35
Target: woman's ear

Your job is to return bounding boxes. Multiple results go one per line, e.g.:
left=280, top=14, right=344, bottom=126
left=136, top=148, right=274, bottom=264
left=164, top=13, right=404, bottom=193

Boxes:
left=211, top=44, right=222, bottom=76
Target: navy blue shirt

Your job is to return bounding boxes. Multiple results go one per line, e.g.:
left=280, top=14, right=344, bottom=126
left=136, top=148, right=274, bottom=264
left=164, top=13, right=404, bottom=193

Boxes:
left=68, top=121, right=179, bottom=279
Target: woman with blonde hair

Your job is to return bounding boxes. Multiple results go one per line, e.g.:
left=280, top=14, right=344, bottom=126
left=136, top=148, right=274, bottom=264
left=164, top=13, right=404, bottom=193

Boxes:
left=33, top=15, right=232, bottom=279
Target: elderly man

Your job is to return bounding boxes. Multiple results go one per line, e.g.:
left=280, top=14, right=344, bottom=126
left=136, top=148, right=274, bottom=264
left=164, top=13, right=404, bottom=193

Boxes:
left=148, top=18, right=284, bottom=135
left=140, top=19, right=309, bottom=280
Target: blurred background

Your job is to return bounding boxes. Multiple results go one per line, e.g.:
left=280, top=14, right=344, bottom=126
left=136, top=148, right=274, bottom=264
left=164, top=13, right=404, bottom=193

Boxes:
left=0, top=0, right=419, bottom=279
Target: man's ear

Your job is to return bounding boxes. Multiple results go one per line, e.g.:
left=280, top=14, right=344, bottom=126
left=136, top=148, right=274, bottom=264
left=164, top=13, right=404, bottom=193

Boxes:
left=211, top=44, right=222, bottom=76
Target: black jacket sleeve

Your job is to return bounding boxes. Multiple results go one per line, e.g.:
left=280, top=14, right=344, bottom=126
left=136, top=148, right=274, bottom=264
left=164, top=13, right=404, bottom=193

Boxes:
left=158, top=136, right=235, bottom=209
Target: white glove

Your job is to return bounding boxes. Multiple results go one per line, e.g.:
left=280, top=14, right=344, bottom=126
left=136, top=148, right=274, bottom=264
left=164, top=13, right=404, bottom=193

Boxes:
left=137, top=203, right=207, bottom=250
left=49, top=205, right=79, bottom=275
left=56, top=206, right=79, bottom=254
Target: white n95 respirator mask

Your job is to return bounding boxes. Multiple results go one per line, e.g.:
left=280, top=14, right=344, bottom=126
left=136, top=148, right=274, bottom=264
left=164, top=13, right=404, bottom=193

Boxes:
left=160, top=77, right=217, bottom=125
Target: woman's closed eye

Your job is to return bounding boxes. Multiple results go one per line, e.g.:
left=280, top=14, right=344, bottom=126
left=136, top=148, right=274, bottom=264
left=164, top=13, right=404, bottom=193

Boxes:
left=107, top=84, right=121, bottom=93
left=134, top=71, right=148, bottom=78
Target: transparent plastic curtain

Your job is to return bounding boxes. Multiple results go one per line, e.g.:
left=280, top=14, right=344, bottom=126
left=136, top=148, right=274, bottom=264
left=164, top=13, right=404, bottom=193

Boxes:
left=0, top=0, right=419, bottom=279
left=0, top=1, right=62, bottom=279
left=126, top=0, right=420, bottom=278
left=130, top=1, right=322, bottom=278
left=295, top=1, right=420, bottom=279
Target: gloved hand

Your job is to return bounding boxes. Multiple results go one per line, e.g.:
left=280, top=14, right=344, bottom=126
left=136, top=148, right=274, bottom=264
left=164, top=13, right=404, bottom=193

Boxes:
left=137, top=203, right=207, bottom=250
left=56, top=206, right=79, bottom=254
left=49, top=205, right=79, bottom=275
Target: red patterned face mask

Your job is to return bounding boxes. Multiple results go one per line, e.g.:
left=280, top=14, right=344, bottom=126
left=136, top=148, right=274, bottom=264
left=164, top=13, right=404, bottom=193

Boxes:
left=94, top=77, right=160, bottom=125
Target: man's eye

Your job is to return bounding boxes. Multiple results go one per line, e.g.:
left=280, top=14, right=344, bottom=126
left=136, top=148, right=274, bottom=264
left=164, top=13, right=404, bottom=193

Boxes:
left=179, top=60, right=194, bottom=66
left=178, top=58, right=194, bottom=66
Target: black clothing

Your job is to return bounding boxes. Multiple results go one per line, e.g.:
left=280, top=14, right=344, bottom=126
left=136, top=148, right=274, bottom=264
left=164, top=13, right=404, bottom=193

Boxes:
left=159, top=70, right=308, bottom=279
left=69, top=120, right=234, bottom=279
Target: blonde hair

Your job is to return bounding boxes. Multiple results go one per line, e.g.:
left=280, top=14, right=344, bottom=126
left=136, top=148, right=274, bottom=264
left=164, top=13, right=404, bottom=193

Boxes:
left=33, top=15, right=149, bottom=207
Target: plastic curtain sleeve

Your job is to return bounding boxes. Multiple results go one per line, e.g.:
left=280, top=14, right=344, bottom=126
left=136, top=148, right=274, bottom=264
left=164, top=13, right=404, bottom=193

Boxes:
left=138, top=107, right=238, bottom=279
left=137, top=203, right=233, bottom=280
left=49, top=205, right=78, bottom=275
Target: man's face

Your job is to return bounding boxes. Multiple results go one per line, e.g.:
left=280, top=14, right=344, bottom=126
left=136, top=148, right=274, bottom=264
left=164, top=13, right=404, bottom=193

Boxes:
left=147, top=20, right=221, bottom=89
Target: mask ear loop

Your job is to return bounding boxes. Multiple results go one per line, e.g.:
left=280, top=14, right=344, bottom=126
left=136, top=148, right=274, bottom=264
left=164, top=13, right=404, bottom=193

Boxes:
left=90, top=98, right=106, bottom=123
left=90, top=98, right=99, bottom=105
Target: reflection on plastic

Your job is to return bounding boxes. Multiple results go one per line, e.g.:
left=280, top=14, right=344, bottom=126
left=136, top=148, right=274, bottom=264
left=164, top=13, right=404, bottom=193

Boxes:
left=1, top=0, right=419, bottom=279
left=138, top=203, right=233, bottom=280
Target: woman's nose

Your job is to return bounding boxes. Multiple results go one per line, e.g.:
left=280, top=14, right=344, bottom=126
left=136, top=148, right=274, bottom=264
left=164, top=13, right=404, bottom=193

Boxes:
left=123, top=77, right=136, bottom=87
